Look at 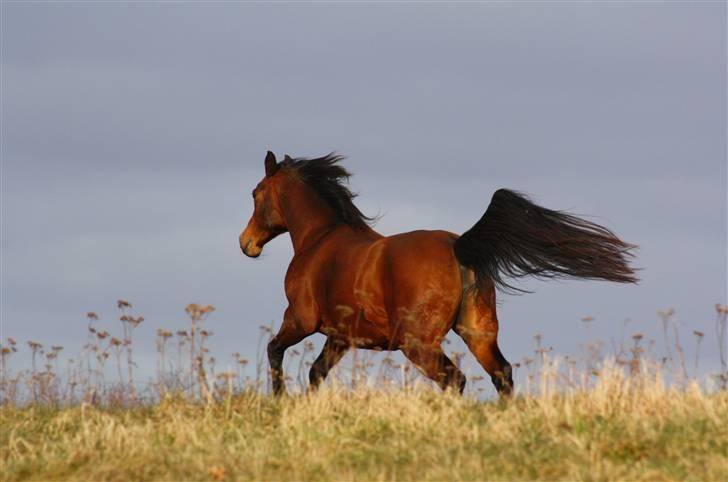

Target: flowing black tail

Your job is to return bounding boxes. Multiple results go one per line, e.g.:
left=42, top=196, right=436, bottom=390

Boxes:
left=453, top=189, right=638, bottom=293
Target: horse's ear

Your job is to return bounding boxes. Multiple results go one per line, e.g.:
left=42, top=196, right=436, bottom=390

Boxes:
left=264, top=151, right=279, bottom=177
left=283, top=154, right=293, bottom=163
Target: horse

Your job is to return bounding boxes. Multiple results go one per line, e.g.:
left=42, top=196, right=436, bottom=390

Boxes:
left=239, top=151, right=637, bottom=396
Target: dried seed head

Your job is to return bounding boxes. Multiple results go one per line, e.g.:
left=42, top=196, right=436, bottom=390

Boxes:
left=208, top=466, right=226, bottom=481
left=185, top=303, right=214, bottom=321
left=658, top=308, right=675, bottom=318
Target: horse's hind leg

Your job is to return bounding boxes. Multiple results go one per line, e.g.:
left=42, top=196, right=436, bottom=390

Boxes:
left=309, top=337, right=349, bottom=389
left=401, top=341, right=466, bottom=393
left=455, top=281, right=513, bottom=396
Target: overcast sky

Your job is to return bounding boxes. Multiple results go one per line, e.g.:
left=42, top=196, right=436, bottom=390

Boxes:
left=2, top=2, right=726, bottom=395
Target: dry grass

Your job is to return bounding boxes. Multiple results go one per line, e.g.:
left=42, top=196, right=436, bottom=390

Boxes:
left=2, top=302, right=726, bottom=480
left=2, top=364, right=727, bottom=482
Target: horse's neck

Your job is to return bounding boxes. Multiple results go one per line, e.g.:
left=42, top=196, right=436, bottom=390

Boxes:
left=281, top=179, right=339, bottom=254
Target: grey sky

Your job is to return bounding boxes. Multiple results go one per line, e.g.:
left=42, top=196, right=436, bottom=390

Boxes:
left=2, top=3, right=726, bottom=394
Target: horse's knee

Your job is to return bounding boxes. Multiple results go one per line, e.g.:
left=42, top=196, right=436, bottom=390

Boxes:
left=267, top=339, right=287, bottom=395
left=267, top=338, right=283, bottom=366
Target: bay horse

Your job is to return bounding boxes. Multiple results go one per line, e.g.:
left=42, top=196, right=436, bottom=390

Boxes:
left=239, top=152, right=637, bottom=396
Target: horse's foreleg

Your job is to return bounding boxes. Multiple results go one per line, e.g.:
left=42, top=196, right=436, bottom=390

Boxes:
left=308, top=337, right=349, bottom=390
left=267, top=314, right=309, bottom=395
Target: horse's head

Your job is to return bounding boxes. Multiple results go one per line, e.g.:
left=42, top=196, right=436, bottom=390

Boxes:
left=239, top=151, right=288, bottom=258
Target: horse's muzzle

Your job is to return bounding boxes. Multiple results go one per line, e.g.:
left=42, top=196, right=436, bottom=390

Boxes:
left=239, top=235, right=262, bottom=258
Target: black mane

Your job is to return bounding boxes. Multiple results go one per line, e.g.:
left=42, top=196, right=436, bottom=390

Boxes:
left=281, top=153, right=374, bottom=230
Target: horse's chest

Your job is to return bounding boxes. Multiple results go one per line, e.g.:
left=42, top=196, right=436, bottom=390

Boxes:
left=286, top=241, right=390, bottom=345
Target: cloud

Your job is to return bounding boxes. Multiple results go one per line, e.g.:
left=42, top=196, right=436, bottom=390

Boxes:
left=2, top=3, right=725, bottom=386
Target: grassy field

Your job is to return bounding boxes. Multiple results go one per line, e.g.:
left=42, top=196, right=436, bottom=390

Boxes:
left=3, top=303, right=726, bottom=480
left=2, top=368, right=727, bottom=482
